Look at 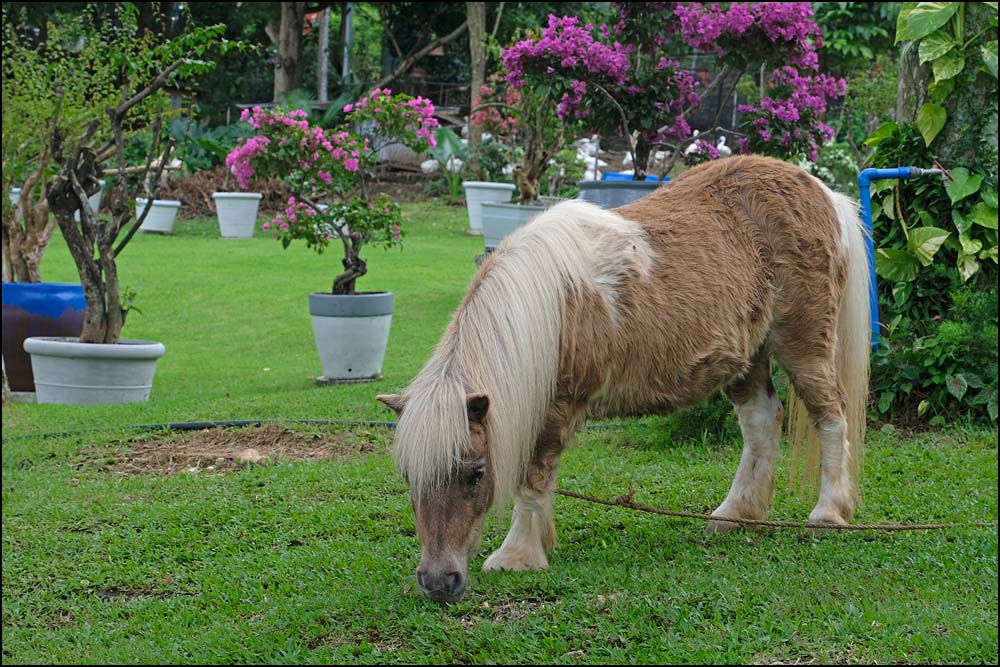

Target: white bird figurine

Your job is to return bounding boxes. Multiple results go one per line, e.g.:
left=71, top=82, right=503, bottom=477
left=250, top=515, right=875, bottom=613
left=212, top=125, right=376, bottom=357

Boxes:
left=716, top=136, right=732, bottom=157
left=683, top=129, right=701, bottom=156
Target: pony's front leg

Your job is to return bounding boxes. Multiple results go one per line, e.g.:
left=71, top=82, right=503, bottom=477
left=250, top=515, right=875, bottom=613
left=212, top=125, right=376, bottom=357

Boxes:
left=483, top=402, right=582, bottom=573
left=482, top=478, right=557, bottom=572
left=709, top=353, right=782, bottom=533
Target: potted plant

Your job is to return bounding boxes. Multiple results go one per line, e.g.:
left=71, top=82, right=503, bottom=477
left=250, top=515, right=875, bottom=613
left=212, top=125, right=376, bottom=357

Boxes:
left=1, top=13, right=95, bottom=394
left=504, top=5, right=845, bottom=206
left=226, top=88, right=438, bottom=383
left=469, top=76, right=571, bottom=251
left=18, top=7, right=234, bottom=404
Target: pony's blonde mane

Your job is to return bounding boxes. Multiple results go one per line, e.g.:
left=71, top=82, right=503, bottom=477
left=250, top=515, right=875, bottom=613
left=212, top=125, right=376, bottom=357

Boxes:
left=393, top=200, right=652, bottom=505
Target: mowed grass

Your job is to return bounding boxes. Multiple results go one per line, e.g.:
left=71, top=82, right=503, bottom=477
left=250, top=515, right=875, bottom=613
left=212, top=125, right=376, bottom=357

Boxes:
left=2, top=200, right=997, bottom=664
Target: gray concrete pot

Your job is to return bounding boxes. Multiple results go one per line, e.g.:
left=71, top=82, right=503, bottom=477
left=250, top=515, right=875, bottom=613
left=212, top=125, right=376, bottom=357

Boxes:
left=576, top=180, right=664, bottom=208
left=309, top=292, right=394, bottom=383
left=481, top=199, right=561, bottom=251
left=23, top=336, right=165, bottom=404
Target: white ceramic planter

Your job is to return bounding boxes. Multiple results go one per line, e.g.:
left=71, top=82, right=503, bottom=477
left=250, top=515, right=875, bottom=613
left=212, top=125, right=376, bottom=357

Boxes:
left=23, top=336, right=166, bottom=404
left=309, top=292, right=393, bottom=383
left=462, top=181, right=516, bottom=235
left=213, top=192, right=263, bottom=238
left=136, top=198, right=182, bottom=234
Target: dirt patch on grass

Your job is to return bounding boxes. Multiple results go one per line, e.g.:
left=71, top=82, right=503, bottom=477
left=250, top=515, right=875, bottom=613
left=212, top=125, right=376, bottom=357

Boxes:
left=84, top=424, right=386, bottom=475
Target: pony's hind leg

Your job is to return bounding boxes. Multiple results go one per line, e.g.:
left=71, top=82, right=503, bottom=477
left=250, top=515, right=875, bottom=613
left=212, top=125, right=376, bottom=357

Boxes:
left=483, top=401, right=583, bottom=572
left=709, top=350, right=783, bottom=533
left=778, top=351, right=855, bottom=527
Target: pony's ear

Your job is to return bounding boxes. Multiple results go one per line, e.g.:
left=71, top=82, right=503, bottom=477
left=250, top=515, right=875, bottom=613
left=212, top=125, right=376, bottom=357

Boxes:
left=376, top=394, right=406, bottom=415
left=466, top=393, right=490, bottom=424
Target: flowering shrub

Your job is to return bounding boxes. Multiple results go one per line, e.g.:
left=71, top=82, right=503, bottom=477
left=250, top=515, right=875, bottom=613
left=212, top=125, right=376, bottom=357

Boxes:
left=469, top=77, right=568, bottom=203
left=737, top=66, right=846, bottom=161
left=227, top=89, right=437, bottom=294
left=500, top=3, right=844, bottom=178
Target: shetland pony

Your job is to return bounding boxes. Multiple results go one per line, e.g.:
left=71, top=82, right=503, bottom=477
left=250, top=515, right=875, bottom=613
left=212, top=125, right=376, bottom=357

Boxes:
left=378, top=155, right=870, bottom=603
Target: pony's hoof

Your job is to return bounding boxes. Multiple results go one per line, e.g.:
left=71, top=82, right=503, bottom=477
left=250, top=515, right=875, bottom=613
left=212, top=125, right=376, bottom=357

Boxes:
left=705, top=517, right=746, bottom=534
left=482, top=549, right=548, bottom=573
left=807, top=508, right=850, bottom=533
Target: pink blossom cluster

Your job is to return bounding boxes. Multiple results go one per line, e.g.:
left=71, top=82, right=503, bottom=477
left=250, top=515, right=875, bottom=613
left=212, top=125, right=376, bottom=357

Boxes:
left=683, top=138, right=720, bottom=166
left=675, top=2, right=822, bottom=70
left=225, top=135, right=270, bottom=190
left=737, top=67, right=845, bottom=162
left=345, top=87, right=440, bottom=148
left=470, top=85, right=521, bottom=135
left=502, top=15, right=629, bottom=90
left=227, top=106, right=365, bottom=190
left=262, top=197, right=330, bottom=239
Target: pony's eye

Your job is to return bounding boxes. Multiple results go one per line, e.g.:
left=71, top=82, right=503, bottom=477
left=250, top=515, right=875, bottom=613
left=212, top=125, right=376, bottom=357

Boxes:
left=469, top=466, right=485, bottom=485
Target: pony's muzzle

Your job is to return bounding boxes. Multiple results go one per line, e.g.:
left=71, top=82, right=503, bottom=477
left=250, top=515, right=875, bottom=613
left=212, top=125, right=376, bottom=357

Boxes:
left=416, top=568, right=467, bottom=603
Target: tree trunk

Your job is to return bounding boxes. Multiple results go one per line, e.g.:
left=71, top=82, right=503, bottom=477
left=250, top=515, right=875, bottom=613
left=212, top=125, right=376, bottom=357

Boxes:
left=318, top=8, right=330, bottom=103
left=895, top=42, right=931, bottom=124
left=2, top=355, right=10, bottom=405
left=466, top=2, right=486, bottom=175
left=1, top=198, right=55, bottom=283
left=274, top=2, right=306, bottom=103
left=935, top=2, right=998, bottom=171
left=897, top=3, right=998, bottom=173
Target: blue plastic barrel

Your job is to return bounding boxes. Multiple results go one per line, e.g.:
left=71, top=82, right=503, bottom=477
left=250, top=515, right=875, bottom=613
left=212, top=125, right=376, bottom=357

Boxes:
left=1, top=282, right=86, bottom=391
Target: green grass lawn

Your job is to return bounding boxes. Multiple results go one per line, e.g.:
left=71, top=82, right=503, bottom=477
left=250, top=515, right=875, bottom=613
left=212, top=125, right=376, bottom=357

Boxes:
left=2, top=202, right=997, bottom=664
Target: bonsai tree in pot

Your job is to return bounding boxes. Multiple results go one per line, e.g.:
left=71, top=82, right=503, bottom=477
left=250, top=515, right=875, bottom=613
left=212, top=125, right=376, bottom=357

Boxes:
left=227, top=88, right=438, bottom=382
left=467, top=72, right=583, bottom=252
left=21, top=6, right=235, bottom=404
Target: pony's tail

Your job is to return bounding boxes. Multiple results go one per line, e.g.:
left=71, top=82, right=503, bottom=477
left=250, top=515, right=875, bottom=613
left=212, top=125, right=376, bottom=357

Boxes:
left=787, top=191, right=871, bottom=507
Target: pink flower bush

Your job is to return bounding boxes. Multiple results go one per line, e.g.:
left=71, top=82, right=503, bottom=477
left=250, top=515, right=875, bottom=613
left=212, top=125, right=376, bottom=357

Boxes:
left=736, top=66, right=846, bottom=161
left=500, top=2, right=843, bottom=177
left=226, top=91, right=436, bottom=294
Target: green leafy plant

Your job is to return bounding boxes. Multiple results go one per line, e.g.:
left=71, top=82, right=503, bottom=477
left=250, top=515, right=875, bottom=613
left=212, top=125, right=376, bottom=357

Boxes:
left=871, top=286, right=998, bottom=423
left=428, top=126, right=469, bottom=205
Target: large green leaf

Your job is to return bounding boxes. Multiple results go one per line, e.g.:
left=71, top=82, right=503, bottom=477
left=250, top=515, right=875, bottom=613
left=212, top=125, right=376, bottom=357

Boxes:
left=945, top=167, right=983, bottom=204
left=946, top=374, right=969, bottom=400
left=907, top=226, right=951, bottom=266
left=982, top=186, right=999, bottom=209
left=928, top=77, right=955, bottom=102
left=983, top=40, right=999, bottom=78
left=982, top=245, right=999, bottom=263
left=969, top=201, right=999, bottom=229
left=876, top=248, right=921, bottom=282
left=916, top=103, right=947, bottom=146
left=918, top=30, right=958, bottom=63
left=932, top=50, right=966, bottom=82
left=952, top=209, right=972, bottom=235
left=430, top=126, right=469, bottom=165
left=958, top=230, right=984, bottom=255
left=864, top=121, right=898, bottom=147
left=957, top=252, right=981, bottom=282
left=907, top=2, right=960, bottom=41
left=895, top=2, right=920, bottom=43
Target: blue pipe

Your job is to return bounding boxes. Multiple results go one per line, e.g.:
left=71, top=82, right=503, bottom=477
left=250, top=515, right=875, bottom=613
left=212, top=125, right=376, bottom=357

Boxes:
left=856, top=166, right=942, bottom=349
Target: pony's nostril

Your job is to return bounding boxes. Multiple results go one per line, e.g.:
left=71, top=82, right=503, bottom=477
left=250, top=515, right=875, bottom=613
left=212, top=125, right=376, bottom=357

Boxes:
left=416, top=571, right=426, bottom=590
left=445, top=571, right=464, bottom=595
